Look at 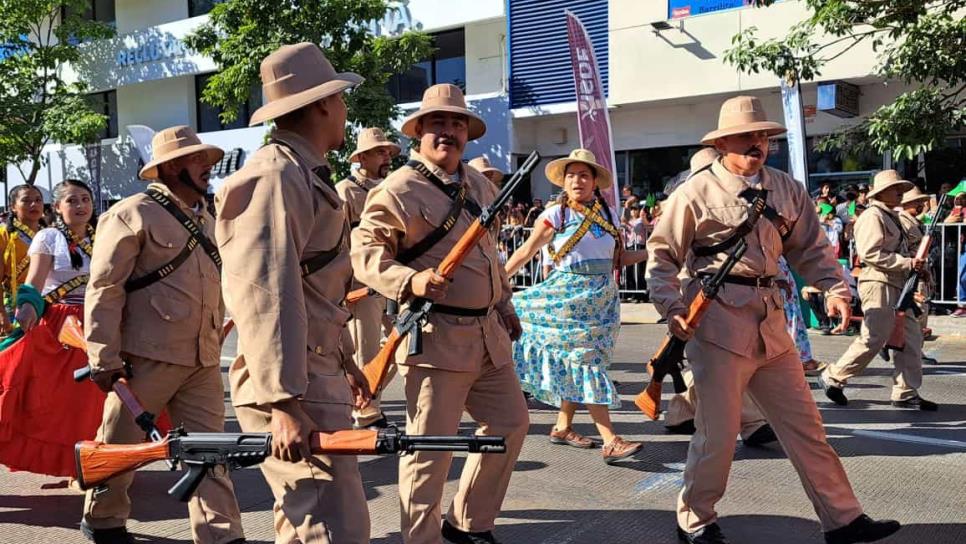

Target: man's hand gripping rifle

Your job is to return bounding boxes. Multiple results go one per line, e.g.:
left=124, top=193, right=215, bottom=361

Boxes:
left=634, top=191, right=767, bottom=420
left=75, top=426, right=507, bottom=501
left=362, top=151, right=541, bottom=395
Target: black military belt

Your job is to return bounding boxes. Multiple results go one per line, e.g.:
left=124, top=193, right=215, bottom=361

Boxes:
left=700, top=273, right=775, bottom=288
left=430, top=304, right=490, bottom=317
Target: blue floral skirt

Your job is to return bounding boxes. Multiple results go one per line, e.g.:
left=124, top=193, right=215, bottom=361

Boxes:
left=513, top=269, right=621, bottom=408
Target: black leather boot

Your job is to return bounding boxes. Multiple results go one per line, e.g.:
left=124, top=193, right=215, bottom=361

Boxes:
left=824, top=514, right=901, bottom=544
left=80, top=521, right=135, bottom=544
left=677, top=523, right=730, bottom=543
left=442, top=519, right=500, bottom=544
left=742, top=423, right=778, bottom=447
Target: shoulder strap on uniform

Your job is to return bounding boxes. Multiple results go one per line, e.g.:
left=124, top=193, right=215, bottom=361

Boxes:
left=124, top=190, right=222, bottom=293
left=395, top=160, right=481, bottom=265
left=693, top=188, right=771, bottom=257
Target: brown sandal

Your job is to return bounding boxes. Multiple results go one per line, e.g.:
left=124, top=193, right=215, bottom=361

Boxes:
left=602, top=436, right=642, bottom=464
left=549, top=427, right=596, bottom=449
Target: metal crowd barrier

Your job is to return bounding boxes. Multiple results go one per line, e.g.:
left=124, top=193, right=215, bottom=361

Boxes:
left=500, top=223, right=966, bottom=307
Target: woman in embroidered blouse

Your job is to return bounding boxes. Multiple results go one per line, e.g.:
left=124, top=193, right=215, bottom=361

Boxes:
left=0, top=185, right=45, bottom=334
left=0, top=179, right=106, bottom=479
left=505, top=149, right=647, bottom=464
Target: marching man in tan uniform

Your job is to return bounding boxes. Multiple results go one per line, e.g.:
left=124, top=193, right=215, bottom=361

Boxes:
left=335, top=127, right=400, bottom=429
left=820, top=171, right=937, bottom=410
left=83, top=126, right=244, bottom=544
left=663, top=148, right=776, bottom=448
left=352, top=84, right=529, bottom=544
left=216, top=43, right=371, bottom=543
left=897, top=187, right=937, bottom=364
left=467, top=156, right=504, bottom=186
left=646, top=96, right=900, bottom=544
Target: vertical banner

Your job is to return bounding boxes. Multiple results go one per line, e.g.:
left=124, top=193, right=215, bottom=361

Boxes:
left=780, top=76, right=810, bottom=190
left=564, top=9, right=620, bottom=222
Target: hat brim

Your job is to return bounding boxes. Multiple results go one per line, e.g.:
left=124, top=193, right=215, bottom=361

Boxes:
left=248, top=72, right=364, bottom=126
left=349, top=141, right=402, bottom=163
left=901, top=193, right=930, bottom=205
left=400, top=105, right=486, bottom=140
left=700, top=121, right=787, bottom=145
left=545, top=156, right=613, bottom=190
left=868, top=180, right=914, bottom=199
left=476, top=167, right=504, bottom=184
left=139, top=144, right=224, bottom=181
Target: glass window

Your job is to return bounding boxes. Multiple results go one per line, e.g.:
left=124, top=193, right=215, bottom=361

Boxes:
left=85, top=90, right=117, bottom=140
left=626, top=145, right=703, bottom=197
left=63, top=0, right=116, bottom=26
left=188, top=0, right=223, bottom=18
left=387, top=28, right=465, bottom=103
left=195, top=73, right=262, bottom=133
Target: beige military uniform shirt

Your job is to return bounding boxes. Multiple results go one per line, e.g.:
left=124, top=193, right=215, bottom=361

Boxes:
left=898, top=210, right=924, bottom=251
left=646, top=160, right=850, bottom=358
left=86, top=183, right=224, bottom=371
left=216, top=129, right=354, bottom=408
left=854, top=201, right=912, bottom=288
left=351, top=151, right=515, bottom=372
left=335, top=172, right=380, bottom=228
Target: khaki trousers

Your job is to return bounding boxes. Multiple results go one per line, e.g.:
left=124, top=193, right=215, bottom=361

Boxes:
left=398, top=357, right=529, bottom=544
left=83, top=358, right=243, bottom=543
left=347, top=295, right=395, bottom=425
left=665, top=369, right=768, bottom=440
left=825, top=281, right=923, bottom=401
left=678, top=338, right=862, bottom=533
left=235, top=401, right=369, bottom=544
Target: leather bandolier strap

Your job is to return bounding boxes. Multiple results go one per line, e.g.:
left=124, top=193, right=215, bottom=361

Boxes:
left=693, top=187, right=791, bottom=257
left=547, top=200, right=621, bottom=264
left=44, top=274, right=89, bottom=305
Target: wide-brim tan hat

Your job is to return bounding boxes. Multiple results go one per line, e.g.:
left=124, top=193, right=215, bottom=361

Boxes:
left=901, top=186, right=930, bottom=206
left=545, top=148, right=613, bottom=190
left=701, top=95, right=787, bottom=145
left=868, top=169, right=914, bottom=199
left=249, top=42, right=363, bottom=126
left=400, top=84, right=485, bottom=140
left=689, top=147, right=720, bottom=172
left=139, top=125, right=223, bottom=181
left=467, top=156, right=504, bottom=184
left=349, top=127, right=401, bottom=163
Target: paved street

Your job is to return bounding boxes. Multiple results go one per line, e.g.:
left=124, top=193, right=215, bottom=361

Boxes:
left=3, top=312, right=966, bottom=543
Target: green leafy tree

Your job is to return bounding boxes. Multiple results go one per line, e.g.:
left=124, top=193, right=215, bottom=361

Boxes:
left=725, top=0, right=966, bottom=161
left=185, top=0, right=433, bottom=179
left=0, top=0, right=115, bottom=185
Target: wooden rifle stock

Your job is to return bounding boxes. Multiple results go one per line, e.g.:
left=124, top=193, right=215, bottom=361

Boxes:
left=311, top=429, right=380, bottom=455
left=362, top=328, right=404, bottom=394
left=885, top=310, right=907, bottom=351
left=345, top=287, right=373, bottom=305
left=634, top=290, right=713, bottom=420
left=75, top=438, right=172, bottom=489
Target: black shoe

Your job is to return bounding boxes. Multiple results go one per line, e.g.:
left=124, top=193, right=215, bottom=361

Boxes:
left=891, top=396, right=938, bottom=411
left=442, top=519, right=500, bottom=544
left=880, top=348, right=891, bottom=362
left=353, top=414, right=389, bottom=430
left=922, top=356, right=939, bottom=365
left=819, top=375, right=848, bottom=406
left=677, top=523, right=730, bottom=543
left=80, top=521, right=135, bottom=544
left=665, top=419, right=696, bottom=435
left=743, top=423, right=778, bottom=447
left=824, top=514, right=901, bottom=544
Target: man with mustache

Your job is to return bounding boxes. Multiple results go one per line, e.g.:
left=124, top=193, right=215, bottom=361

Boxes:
left=336, top=127, right=401, bottom=429
left=82, top=125, right=244, bottom=544
left=646, top=96, right=900, bottom=544
left=352, top=84, right=529, bottom=544
left=216, top=43, right=371, bottom=543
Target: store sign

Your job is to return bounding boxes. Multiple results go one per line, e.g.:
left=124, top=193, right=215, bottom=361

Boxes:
left=211, top=148, right=245, bottom=178
left=669, top=1, right=781, bottom=19
left=115, top=36, right=188, bottom=67
left=366, top=0, right=423, bottom=37
left=817, top=81, right=860, bottom=118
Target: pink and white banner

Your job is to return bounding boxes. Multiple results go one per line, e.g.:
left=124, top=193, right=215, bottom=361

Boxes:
left=565, top=9, right=620, bottom=223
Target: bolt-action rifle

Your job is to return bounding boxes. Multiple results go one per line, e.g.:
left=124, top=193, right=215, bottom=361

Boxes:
left=362, top=151, right=541, bottom=395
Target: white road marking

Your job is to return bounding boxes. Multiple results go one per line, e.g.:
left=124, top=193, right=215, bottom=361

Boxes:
left=850, top=429, right=966, bottom=450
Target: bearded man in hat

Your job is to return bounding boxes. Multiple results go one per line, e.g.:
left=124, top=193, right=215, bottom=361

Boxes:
left=336, top=127, right=400, bottom=430
left=215, top=43, right=371, bottom=543
left=352, top=83, right=529, bottom=544
left=82, top=126, right=244, bottom=544
left=821, top=171, right=936, bottom=409
left=468, top=156, right=504, bottom=186
left=646, top=96, right=900, bottom=544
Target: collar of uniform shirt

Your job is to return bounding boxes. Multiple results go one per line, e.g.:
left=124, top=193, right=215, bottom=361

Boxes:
left=870, top=199, right=900, bottom=216
left=710, top=159, right=771, bottom=193
left=411, top=150, right=463, bottom=185
left=270, top=128, right=331, bottom=175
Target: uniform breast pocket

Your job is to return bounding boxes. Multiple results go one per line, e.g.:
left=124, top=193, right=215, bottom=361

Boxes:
left=149, top=294, right=191, bottom=323
left=699, top=205, right=747, bottom=242
left=146, top=227, right=187, bottom=261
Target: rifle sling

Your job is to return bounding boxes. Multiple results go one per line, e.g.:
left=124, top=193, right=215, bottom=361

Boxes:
left=125, top=189, right=222, bottom=293
left=693, top=188, right=788, bottom=257
left=396, top=160, right=482, bottom=265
